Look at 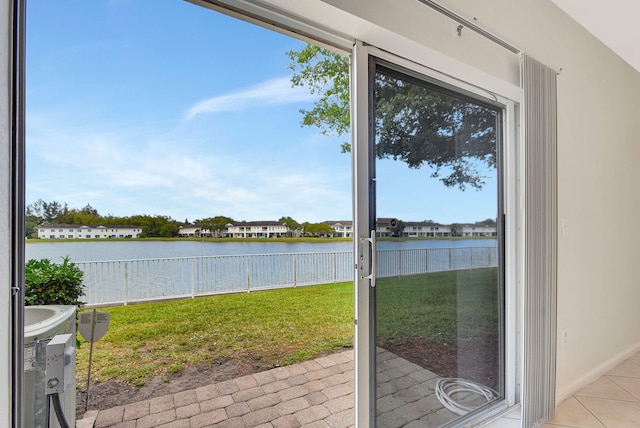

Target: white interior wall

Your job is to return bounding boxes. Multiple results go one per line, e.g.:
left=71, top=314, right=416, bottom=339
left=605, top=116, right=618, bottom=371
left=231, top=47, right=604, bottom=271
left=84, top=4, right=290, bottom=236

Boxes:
left=320, top=0, right=521, bottom=85
left=260, top=0, right=640, bottom=402
left=1, top=0, right=13, bottom=425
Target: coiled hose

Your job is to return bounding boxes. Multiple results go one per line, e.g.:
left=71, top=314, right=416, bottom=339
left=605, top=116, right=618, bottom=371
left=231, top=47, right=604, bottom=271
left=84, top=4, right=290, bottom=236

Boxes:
left=435, top=378, right=498, bottom=416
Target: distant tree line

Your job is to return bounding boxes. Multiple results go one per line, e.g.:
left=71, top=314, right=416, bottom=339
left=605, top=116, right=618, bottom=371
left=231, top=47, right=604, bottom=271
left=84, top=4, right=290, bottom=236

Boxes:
left=26, top=199, right=182, bottom=238
left=25, top=200, right=338, bottom=239
left=189, top=216, right=336, bottom=238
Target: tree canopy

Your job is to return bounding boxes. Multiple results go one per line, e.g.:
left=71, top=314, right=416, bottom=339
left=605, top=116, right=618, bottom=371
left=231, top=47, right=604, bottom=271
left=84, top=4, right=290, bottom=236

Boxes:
left=287, top=45, right=350, bottom=151
left=302, top=222, right=336, bottom=237
left=287, top=45, right=498, bottom=190
left=196, top=216, right=234, bottom=238
left=279, top=216, right=301, bottom=237
left=26, top=199, right=183, bottom=238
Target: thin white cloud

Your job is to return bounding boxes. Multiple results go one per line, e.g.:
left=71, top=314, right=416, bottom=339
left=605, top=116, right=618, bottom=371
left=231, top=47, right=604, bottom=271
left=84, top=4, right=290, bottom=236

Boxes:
left=26, top=91, right=351, bottom=222
left=183, top=162, right=350, bottom=222
left=28, top=123, right=349, bottom=220
left=183, top=76, right=317, bottom=121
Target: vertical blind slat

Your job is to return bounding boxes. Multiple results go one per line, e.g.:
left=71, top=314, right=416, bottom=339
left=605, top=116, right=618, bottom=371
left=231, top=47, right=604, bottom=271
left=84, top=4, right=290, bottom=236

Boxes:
left=521, top=54, right=558, bottom=427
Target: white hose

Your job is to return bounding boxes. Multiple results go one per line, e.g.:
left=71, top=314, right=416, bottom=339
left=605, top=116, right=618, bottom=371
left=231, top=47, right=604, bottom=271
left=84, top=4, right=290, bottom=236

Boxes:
left=435, top=378, right=498, bottom=416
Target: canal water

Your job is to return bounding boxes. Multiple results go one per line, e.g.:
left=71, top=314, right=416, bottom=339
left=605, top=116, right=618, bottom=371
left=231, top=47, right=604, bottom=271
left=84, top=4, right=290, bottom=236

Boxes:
left=26, top=239, right=497, bottom=262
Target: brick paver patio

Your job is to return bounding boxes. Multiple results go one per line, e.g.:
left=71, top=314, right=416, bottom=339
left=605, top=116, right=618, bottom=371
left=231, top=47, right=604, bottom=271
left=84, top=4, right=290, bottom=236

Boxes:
left=78, top=348, right=485, bottom=427
left=83, top=350, right=354, bottom=428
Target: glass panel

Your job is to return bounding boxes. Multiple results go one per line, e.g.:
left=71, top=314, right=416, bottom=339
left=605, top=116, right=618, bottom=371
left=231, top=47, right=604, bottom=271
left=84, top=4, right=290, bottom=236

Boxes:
left=373, top=64, right=503, bottom=427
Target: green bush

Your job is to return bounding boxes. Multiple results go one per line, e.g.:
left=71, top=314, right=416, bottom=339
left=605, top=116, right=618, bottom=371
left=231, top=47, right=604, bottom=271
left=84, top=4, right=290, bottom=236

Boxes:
left=25, top=256, right=85, bottom=307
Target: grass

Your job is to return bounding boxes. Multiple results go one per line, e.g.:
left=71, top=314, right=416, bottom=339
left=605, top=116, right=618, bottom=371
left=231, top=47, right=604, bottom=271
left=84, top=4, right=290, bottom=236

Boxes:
left=76, top=282, right=354, bottom=386
left=76, top=268, right=499, bottom=387
left=376, top=267, right=499, bottom=344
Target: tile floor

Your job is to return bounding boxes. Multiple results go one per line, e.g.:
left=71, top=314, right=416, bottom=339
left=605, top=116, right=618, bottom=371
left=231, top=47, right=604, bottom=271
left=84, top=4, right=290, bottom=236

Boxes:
left=485, top=351, right=640, bottom=428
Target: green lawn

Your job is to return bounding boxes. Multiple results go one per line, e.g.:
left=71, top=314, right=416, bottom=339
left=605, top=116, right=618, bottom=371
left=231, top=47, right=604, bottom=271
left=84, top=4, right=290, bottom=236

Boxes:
left=376, top=267, right=500, bottom=344
left=77, top=268, right=499, bottom=387
left=77, top=282, right=354, bottom=386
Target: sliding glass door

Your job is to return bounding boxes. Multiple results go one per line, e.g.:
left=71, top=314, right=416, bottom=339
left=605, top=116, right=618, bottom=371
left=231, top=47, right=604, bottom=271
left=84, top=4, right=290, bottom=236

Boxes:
left=354, top=43, right=506, bottom=427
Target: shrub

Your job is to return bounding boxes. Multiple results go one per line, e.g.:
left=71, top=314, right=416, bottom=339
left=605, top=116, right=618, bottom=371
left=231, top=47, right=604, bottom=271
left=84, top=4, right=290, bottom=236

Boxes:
left=25, top=256, right=85, bottom=307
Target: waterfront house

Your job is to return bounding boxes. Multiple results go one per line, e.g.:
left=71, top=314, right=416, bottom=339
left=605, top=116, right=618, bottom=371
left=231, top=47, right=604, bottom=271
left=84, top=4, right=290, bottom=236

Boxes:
left=375, top=217, right=397, bottom=237
left=225, top=221, right=288, bottom=238
left=324, top=220, right=353, bottom=238
left=177, top=224, right=210, bottom=238
left=460, top=221, right=498, bottom=237
left=36, top=224, right=142, bottom=239
left=403, top=221, right=452, bottom=238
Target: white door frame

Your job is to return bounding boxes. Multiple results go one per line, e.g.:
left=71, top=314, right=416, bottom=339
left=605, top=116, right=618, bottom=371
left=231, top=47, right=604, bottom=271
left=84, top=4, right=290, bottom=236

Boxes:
left=352, top=40, right=522, bottom=427
left=352, top=40, right=375, bottom=427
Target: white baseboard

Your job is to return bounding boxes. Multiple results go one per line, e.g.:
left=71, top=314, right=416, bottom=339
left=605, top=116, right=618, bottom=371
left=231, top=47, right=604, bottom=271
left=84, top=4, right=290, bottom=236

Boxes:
left=556, top=340, right=640, bottom=403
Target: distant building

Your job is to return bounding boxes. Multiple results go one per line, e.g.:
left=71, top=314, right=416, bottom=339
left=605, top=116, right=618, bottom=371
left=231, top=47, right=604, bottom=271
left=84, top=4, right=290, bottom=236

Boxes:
left=225, top=221, right=288, bottom=238
left=324, top=221, right=353, bottom=238
left=460, top=221, right=497, bottom=237
left=376, top=218, right=398, bottom=237
left=174, top=218, right=497, bottom=239
left=37, top=224, right=142, bottom=239
left=177, top=224, right=209, bottom=238
left=402, top=221, right=452, bottom=237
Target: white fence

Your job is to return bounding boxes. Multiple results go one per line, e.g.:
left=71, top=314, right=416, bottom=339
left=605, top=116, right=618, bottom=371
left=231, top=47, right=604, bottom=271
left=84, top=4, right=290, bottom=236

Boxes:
left=77, top=247, right=497, bottom=306
left=376, top=246, right=497, bottom=277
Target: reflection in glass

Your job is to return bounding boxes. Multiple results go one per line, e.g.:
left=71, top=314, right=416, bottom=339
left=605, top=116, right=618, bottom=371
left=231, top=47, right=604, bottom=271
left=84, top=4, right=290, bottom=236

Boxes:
left=373, top=65, right=503, bottom=427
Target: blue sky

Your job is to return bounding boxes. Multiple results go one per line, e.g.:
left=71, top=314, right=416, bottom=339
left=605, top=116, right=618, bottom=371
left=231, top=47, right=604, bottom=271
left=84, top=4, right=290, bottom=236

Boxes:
left=26, top=0, right=496, bottom=225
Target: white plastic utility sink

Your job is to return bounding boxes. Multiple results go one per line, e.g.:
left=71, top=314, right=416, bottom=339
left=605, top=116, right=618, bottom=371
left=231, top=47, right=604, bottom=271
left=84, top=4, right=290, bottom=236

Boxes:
left=24, top=305, right=76, bottom=345
left=23, top=305, right=77, bottom=428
